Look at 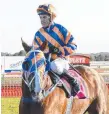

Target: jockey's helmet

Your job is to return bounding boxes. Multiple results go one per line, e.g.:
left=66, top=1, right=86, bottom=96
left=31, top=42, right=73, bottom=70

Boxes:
left=37, top=4, right=56, bottom=20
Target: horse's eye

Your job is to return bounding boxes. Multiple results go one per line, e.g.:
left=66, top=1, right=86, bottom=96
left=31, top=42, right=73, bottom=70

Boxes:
left=22, top=60, right=32, bottom=71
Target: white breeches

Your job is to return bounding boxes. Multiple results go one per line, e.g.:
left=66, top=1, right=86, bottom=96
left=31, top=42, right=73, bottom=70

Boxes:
left=50, top=58, right=69, bottom=75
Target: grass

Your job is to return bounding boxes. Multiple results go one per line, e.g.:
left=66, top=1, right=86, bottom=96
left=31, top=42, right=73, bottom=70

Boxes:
left=1, top=98, right=20, bottom=114
left=1, top=96, right=109, bottom=114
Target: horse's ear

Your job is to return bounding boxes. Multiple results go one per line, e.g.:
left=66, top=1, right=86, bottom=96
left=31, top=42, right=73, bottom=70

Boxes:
left=40, top=40, right=48, bottom=51
left=21, top=37, right=31, bottom=53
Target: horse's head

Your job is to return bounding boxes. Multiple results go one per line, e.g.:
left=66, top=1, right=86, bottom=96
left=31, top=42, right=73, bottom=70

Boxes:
left=22, top=40, right=48, bottom=102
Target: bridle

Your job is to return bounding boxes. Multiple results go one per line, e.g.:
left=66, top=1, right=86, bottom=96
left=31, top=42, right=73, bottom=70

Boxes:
left=22, top=50, right=45, bottom=92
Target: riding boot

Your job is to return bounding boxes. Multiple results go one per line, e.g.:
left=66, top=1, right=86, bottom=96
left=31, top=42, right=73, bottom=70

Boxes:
left=62, top=70, right=80, bottom=96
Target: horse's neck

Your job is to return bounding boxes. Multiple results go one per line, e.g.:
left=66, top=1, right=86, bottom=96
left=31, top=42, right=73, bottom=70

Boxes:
left=42, top=87, right=67, bottom=113
left=41, top=74, right=67, bottom=113
left=43, top=73, right=67, bottom=101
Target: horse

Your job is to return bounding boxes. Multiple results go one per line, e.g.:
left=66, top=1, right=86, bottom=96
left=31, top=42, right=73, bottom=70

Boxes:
left=19, top=39, right=109, bottom=114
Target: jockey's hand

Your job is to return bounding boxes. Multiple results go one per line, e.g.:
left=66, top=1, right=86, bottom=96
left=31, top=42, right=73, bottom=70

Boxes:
left=51, top=53, right=58, bottom=60
left=49, top=46, right=60, bottom=54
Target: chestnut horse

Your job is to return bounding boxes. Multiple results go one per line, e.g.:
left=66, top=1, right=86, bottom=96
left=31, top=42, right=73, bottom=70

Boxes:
left=19, top=40, right=109, bottom=114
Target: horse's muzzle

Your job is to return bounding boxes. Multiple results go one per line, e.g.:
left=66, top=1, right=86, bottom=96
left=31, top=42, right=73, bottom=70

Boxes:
left=31, top=91, right=40, bottom=102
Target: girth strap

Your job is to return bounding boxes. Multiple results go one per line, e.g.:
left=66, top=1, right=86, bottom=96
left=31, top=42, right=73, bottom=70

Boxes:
left=65, top=96, right=73, bottom=114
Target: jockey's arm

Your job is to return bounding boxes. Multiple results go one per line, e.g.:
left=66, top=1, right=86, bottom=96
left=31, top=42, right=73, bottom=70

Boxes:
left=63, top=34, right=77, bottom=56
left=58, top=25, right=77, bottom=57
left=49, top=27, right=77, bottom=60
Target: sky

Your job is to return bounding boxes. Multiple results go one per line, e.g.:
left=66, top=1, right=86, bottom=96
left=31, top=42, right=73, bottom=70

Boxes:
left=0, top=0, right=109, bottom=54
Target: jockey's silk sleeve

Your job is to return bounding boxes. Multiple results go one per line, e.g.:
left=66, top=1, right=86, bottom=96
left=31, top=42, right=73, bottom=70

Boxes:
left=32, top=31, right=50, bottom=58
left=32, top=22, right=77, bottom=57
left=59, top=25, right=77, bottom=56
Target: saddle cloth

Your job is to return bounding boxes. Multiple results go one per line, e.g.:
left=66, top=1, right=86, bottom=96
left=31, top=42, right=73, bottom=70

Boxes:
left=61, top=68, right=88, bottom=99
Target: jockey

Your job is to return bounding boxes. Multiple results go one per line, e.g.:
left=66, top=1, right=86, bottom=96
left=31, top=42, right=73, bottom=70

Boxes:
left=32, top=4, right=80, bottom=96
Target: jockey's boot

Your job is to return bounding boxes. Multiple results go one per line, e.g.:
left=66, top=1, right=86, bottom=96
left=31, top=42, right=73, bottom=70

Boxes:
left=63, top=70, right=80, bottom=96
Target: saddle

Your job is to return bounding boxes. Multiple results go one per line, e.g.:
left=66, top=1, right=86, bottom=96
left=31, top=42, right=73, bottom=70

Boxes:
left=48, top=66, right=87, bottom=99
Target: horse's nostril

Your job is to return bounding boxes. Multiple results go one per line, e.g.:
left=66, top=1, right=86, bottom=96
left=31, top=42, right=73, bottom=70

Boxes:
left=22, top=60, right=32, bottom=71
left=31, top=90, right=36, bottom=96
left=31, top=90, right=39, bottom=97
left=31, top=91, right=40, bottom=102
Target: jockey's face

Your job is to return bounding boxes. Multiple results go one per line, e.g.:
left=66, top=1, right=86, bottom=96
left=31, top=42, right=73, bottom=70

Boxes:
left=39, top=14, right=51, bottom=28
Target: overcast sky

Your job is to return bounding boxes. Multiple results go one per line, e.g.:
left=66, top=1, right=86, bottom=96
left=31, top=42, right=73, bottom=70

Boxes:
left=0, top=0, right=109, bottom=54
